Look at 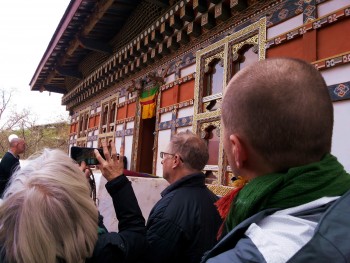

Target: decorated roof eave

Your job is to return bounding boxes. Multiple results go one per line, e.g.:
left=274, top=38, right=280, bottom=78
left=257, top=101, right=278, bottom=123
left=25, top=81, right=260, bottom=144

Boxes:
left=60, top=0, right=252, bottom=111
left=29, top=0, right=145, bottom=94
left=31, top=0, right=255, bottom=111
left=29, top=0, right=84, bottom=93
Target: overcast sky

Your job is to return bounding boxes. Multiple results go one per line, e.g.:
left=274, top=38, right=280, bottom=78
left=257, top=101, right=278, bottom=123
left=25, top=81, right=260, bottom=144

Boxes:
left=0, top=0, right=71, bottom=125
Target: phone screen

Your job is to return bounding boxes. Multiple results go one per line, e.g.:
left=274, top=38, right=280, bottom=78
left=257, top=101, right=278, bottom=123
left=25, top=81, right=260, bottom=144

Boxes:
left=70, top=147, right=105, bottom=165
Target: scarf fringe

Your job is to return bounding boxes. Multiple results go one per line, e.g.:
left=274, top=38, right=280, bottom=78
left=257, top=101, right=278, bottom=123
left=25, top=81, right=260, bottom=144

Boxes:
left=215, top=177, right=247, bottom=239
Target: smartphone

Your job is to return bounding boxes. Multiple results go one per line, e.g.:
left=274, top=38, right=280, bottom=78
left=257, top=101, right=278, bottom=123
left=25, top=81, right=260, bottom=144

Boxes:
left=70, top=146, right=105, bottom=165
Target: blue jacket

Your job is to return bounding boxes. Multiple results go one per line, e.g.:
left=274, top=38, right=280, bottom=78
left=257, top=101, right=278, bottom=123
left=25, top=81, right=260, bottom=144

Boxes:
left=201, top=190, right=350, bottom=263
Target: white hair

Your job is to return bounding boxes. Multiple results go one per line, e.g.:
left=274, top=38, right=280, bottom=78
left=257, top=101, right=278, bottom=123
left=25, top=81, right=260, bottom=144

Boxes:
left=8, top=134, right=18, bottom=143
left=0, top=148, right=98, bottom=263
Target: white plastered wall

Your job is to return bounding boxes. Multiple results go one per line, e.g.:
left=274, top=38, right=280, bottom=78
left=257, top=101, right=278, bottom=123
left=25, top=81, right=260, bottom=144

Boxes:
left=321, top=64, right=350, bottom=172
left=267, top=14, right=303, bottom=39
left=114, top=122, right=134, bottom=170
left=92, top=129, right=99, bottom=148
left=177, top=106, right=194, bottom=134
left=177, top=106, right=194, bottom=118
left=156, top=129, right=172, bottom=176
left=124, top=135, right=133, bottom=170
left=180, top=63, right=196, bottom=77
left=317, top=0, right=350, bottom=16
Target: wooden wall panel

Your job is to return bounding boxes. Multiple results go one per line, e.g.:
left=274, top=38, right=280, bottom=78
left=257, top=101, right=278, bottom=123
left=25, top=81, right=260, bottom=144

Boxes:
left=267, top=37, right=304, bottom=60
left=161, top=88, right=174, bottom=108
left=179, top=79, right=194, bottom=102
left=117, top=106, right=127, bottom=120
left=88, top=116, right=95, bottom=128
left=317, top=19, right=350, bottom=59
left=95, top=115, right=100, bottom=127
left=127, top=102, right=136, bottom=117
left=173, top=85, right=179, bottom=104
left=302, top=31, right=317, bottom=62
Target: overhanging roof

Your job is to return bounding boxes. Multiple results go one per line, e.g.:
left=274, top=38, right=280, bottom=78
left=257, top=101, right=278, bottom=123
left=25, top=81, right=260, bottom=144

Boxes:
left=29, top=0, right=147, bottom=94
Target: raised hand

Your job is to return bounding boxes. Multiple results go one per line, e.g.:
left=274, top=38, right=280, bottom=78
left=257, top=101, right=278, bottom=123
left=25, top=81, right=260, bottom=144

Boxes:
left=94, top=141, right=125, bottom=181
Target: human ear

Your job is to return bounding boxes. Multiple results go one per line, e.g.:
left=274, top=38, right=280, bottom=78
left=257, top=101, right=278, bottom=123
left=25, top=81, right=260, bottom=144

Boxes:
left=229, top=134, right=247, bottom=169
left=172, top=154, right=181, bottom=169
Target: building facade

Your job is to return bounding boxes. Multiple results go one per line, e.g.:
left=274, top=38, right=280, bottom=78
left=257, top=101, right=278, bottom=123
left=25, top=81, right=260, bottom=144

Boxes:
left=30, top=0, right=350, bottom=194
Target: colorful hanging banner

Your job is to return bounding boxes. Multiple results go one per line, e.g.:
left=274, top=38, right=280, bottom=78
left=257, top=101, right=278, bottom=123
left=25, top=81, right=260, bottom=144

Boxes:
left=140, top=86, right=159, bottom=119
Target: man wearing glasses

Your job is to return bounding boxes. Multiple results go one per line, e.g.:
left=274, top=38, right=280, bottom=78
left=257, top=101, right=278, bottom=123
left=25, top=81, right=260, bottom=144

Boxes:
left=143, top=130, right=222, bottom=263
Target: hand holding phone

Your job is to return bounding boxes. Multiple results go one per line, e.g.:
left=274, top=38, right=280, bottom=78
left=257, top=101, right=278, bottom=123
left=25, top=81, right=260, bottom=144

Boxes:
left=94, top=141, right=125, bottom=182
left=70, top=146, right=105, bottom=165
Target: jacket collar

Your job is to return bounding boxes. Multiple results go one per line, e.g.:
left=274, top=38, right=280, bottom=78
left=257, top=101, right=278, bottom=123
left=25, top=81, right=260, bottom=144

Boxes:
left=161, top=172, right=205, bottom=197
left=8, top=150, right=19, bottom=159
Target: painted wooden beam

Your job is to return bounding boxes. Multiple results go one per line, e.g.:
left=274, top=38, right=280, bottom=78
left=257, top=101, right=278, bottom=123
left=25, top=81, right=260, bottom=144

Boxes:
left=55, top=67, right=83, bottom=79
left=160, top=22, right=174, bottom=36
left=180, top=5, right=195, bottom=22
left=43, top=84, right=67, bottom=94
left=188, top=21, right=202, bottom=37
left=78, top=37, right=113, bottom=54
left=193, top=0, right=208, bottom=13
left=202, top=12, right=216, bottom=29
left=145, top=0, right=169, bottom=8
left=170, top=14, right=183, bottom=30
left=230, top=0, right=247, bottom=11
left=215, top=3, right=231, bottom=21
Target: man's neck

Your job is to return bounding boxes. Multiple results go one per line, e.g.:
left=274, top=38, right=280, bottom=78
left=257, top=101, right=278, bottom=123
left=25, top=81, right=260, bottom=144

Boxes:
left=169, top=168, right=200, bottom=184
left=8, top=149, right=19, bottom=158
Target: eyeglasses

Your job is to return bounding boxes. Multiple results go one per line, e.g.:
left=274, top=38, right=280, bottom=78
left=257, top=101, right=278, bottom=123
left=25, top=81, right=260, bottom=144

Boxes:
left=159, top=152, right=184, bottom=162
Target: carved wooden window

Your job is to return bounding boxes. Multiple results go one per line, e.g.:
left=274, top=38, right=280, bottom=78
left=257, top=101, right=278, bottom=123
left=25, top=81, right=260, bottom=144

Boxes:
left=109, top=103, right=116, bottom=124
left=232, top=44, right=258, bottom=76
left=102, top=106, right=108, bottom=126
left=193, top=18, right=266, bottom=188
left=202, top=125, right=220, bottom=165
left=107, top=139, right=113, bottom=155
left=84, top=113, right=89, bottom=131
left=204, top=59, right=224, bottom=97
left=78, top=115, right=84, bottom=137
left=79, top=117, right=83, bottom=133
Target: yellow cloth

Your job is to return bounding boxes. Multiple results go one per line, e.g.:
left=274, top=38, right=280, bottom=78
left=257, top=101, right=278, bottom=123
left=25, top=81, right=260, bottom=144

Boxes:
left=142, top=102, right=156, bottom=119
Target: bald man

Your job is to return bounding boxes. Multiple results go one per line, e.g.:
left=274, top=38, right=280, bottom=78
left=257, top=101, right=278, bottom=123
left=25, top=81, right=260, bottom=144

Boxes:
left=201, top=58, right=350, bottom=262
left=0, top=137, right=26, bottom=197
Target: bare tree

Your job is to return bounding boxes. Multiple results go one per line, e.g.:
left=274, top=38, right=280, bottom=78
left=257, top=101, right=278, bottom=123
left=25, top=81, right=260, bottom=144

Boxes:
left=0, top=89, right=12, bottom=121
left=0, top=87, right=69, bottom=158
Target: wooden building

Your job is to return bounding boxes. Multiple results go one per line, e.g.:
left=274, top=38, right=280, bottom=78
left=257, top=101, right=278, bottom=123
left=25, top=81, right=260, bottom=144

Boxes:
left=30, top=0, right=350, bottom=194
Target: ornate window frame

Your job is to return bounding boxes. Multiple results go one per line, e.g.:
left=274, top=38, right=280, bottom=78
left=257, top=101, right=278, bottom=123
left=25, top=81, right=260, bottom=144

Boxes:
left=192, top=17, right=266, bottom=192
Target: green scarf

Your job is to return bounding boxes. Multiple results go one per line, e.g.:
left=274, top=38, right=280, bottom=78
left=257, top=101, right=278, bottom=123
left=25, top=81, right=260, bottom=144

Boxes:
left=226, top=154, right=350, bottom=232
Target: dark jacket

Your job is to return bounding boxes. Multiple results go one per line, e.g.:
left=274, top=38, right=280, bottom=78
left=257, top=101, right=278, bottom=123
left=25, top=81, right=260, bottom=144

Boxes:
left=0, top=151, right=20, bottom=197
left=201, top=190, right=350, bottom=263
left=87, top=174, right=147, bottom=263
left=144, top=172, right=222, bottom=263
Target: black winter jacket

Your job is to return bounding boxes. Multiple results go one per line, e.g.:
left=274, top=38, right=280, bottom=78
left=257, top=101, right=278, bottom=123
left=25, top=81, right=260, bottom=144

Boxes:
left=144, top=172, right=222, bottom=263
left=0, top=151, right=20, bottom=197
left=87, top=175, right=147, bottom=263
